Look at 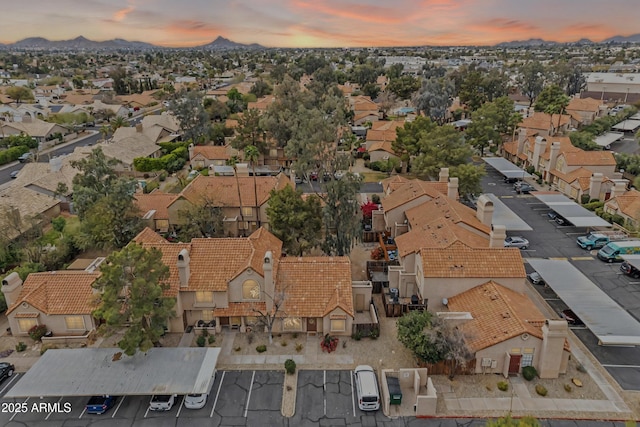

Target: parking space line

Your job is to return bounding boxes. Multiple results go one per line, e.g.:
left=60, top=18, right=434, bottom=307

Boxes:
left=571, top=257, right=594, bottom=261
left=323, top=370, right=326, bottom=416
left=144, top=398, right=151, bottom=418
left=350, top=371, right=356, bottom=417
left=210, top=371, right=225, bottom=418
left=175, top=395, right=184, bottom=418
left=78, top=407, right=86, bottom=419
left=243, top=370, right=255, bottom=418
left=602, top=364, right=640, bottom=368
left=45, top=396, right=64, bottom=420
left=112, top=395, right=125, bottom=418
left=0, top=373, right=19, bottom=394
left=9, top=398, right=28, bottom=421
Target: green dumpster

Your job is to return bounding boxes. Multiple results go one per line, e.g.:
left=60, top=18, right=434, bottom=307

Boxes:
left=387, top=376, right=402, bottom=405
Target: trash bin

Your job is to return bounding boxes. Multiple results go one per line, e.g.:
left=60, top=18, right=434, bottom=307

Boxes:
left=387, top=376, right=402, bottom=405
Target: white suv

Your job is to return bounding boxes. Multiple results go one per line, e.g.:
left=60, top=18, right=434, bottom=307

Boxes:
left=149, top=394, right=176, bottom=411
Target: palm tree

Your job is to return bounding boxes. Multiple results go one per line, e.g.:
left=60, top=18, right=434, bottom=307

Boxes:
left=227, top=156, right=245, bottom=236
left=99, top=125, right=111, bottom=142
left=110, top=116, right=127, bottom=133
left=244, top=145, right=260, bottom=228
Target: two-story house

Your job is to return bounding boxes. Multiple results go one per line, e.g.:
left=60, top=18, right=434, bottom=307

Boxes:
left=188, top=144, right=234, bottom=169
left=604, top=189, right=640, bottom=228
left=565, top=97, right=607, bottom=127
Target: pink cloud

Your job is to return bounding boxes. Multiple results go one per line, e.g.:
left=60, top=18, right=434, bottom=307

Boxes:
left=290, top=0, right=407, bottom=24
left=113, top=6, right=135, bottom=22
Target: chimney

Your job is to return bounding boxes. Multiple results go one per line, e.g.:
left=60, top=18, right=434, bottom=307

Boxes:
left=439, top=167, right=449, bottom=183
left=188, top=143, right=194, bottom=161
left=49, top=156, right=63, bottom=173
left=476, top=195, right=494, bottom=226
left=538, top=320, right=568, bottom=379
left=2, top=272, right=23, bottom=308
left=489, top=224, right=507, bottom=248
left=177, top=248, right=190, bottom=288
left=611, top=181, right=628, bottom=199
left=531, top=136, right=547, bottom=172
left=263, top=251, right=274, bottom=312
left=588, top=173, right=603, bottom=201
left=517, top=128, right=527, bottom=156
left=135, top=123, right=143, bottom=133
left=549, top=142, right=560, bottom=172
left=447, top=177, right=459, bottom=200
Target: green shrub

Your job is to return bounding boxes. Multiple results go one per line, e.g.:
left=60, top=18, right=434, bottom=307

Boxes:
left=196, top=335, right=206, bottom=347
left=51, top=216, right=66, bottom=233
left=369, top=328, right=379, bottom=339
left=15, top=342, right=27, bottom=352
left=295, top=343, right=304, bottom=353
left=28, top=324, right=48, bottom=342
left=564, top=384, right=572, bottom=392
left=208, top=335, right=216, bottom=345
left=371, top=194, right=381, bottom=204
left=522, top=366, right=538, bottom=381
left=256, top=344, right=267, bottom=353
left=580, top=194, right=590, bottom=204
left=535, top=384, right=547, bottom=396
left=280, top=340, right=288, bottom=347
left=497, top=381, right=509, bottom=391
left=352, top=330, right=362, bottom=341
left=284, top=359, right=296, bottom=375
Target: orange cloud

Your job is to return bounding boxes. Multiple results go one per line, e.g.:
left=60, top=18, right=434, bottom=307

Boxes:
left=560, top=23, right=615, bottom=42
left=470, top=18, right=539, bottom=34
left=113, top=6, right=135, bottom=22
left=164, top=20, right=227, bottom=39
left=291, top=0, right=407, bottom=24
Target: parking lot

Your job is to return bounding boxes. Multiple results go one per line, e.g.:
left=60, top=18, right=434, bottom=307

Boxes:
left=482, top=166, right=640, bottom=391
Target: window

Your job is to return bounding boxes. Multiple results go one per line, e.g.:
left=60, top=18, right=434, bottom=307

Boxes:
left=283, top=317, right=301, bottom=331
left=202, top=310, right=215, bottom=321
left=510, top=348, right=521, bottom=354
left=17, top=318, right=37, bottom=332
left=242, top=280, right=260, bottom=300
left=242, top=207, right=253, bottom=218
left=195, top=291, right=214, bottom=304
left=330, top=318, right=346, bottom=332
left=65, top=316, right=85, bottom=330
left=245, top=316, right=258, bottom=325
left=522, top=348, right=535, bottom=367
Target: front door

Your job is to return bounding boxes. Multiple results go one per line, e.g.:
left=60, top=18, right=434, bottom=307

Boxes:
left=307, top=318, right=317, bottom=332
left=508, top=354, right=522, bottom=375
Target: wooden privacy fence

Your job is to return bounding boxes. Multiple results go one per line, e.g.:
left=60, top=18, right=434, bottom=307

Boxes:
left=416, top=358, right=476, bottom=376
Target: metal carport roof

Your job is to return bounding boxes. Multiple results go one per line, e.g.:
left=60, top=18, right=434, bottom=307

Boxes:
left=595, top=132, right=624, bottom=148
left=528, top=258, right=640, bottom=346
left=482, top=157, right=533, bottom=179
left=621, top=254, right=640, bottom=270
left=612, top=120, right=640, bottom=132
left=531, top=192, right=611, bottom=227
left=484, top=193, right=532, bottom=231
left=5, top=347, right=220, bottom=398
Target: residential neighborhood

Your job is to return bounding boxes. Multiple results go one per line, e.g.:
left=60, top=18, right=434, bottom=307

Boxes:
left=2, top=18, right=640, bottom=426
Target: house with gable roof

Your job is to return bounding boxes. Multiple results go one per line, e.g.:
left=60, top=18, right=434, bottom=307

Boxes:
left=133, top=227, right=364, bottom=335
left=446, top=281, right=570, bottom=378
left=604, top=189, right=640, bottom=228
left=566, top=97, right=607, bottom=127
left=2, top=271, right=100, bottom=337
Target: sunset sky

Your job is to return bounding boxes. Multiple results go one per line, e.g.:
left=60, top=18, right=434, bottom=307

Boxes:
left=2, top=0, right=639, bottom=48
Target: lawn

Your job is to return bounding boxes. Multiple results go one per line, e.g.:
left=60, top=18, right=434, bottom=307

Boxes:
left=361, top=172, right=389, bottom=182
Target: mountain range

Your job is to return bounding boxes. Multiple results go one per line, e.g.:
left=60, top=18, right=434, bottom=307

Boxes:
left=2, top=34, right=640, bottom=50
left=0, top=35, right=264, bottom=50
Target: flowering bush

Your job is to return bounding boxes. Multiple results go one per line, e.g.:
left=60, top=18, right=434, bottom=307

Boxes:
left=28, top=324, right=48, bottom=342
left=320, top=334, right=339, bottom=353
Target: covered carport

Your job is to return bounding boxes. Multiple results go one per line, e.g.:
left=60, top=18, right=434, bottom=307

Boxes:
left=531, top=192, right=611, bottom=227
left=621, top=254, right=640, bottom=278
left=482, top=157, right=532, bottom=181
left=595, top=132, right=624, bottom=149
left=528, top=258, right=640, bottom=346
left=484, top=193, right=532, bottom=231
left=5, top=347, right=220, bottom=398
left=612, top=119, right=640, bottom=134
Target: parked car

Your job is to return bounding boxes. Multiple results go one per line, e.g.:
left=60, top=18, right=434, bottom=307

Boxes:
left=17, top=152, right=33, bottom=163
left=547, top=211, right=558, bottom=220
left=554, top=215, right=570, bottom=226
left=620, top=261, right=640, bottom=279
left=515, top=183, right=535, bottom=194
left=504, top=236, right=529, bottom=249
left=9, top=170, right=19, bottom=179
left=0, top=362, right=14, bottom=383
left=85, top=395, right=118, bottom=414
left=185, top=371, right=216, bottom=409
left=561, top=309, right=584, bottom=326
left=527, top=271, right=545, bottom=285
left=309, top=171, right=318, bottom=181
left=354, top=365, right=380, bottom=411
left=149, top=394, right=177, bottom=411
left=293, top=175, right=303, bottom=184
left=503, top=176, right=519, bottom=184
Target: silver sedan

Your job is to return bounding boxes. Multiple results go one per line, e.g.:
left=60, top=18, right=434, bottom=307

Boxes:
left=504, top=236, right=529, bottom=249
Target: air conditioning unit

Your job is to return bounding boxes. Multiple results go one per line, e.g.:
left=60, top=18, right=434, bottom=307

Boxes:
left=481, top=358, right=492, bottom=368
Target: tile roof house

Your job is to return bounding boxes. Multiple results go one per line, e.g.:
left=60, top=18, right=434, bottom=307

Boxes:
left=247, top=95, right=275, bottom=112
left=2, top=271, right=100, bottom=337
left=604, top=189, right=640, bottom=228
left=566, top=97, right=606, bottom=126
left=502, top=129, right=621, bottom=201
left=133, top=227, right=361, bottom=335
left=167, top=173, right=291, bottom=237
left=134, top=190, right=178, bottom=233
left=188, top=144, right=234, bottom=169
left=446, top=281, right=570, bottom=378
left=99, top=130, right=163, bottom=172
left=0, top=118, right=69, bottom=143
left=519, top=111, right=571, bottom=137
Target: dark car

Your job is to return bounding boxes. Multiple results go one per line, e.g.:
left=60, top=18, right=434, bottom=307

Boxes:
left=85, top=395, right=117, bottom=414
left=621, top=261, right=640, bottom=279
left=515, top=183, right=535, bottom=194
left=0, top=362, right=15, bottom=383
left=561, top=309, right=584, bottom=326
left=547, top=211, right=558, bottom=220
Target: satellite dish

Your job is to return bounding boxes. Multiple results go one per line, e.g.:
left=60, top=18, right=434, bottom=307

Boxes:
left=442, top=298, right=448, bottom=306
